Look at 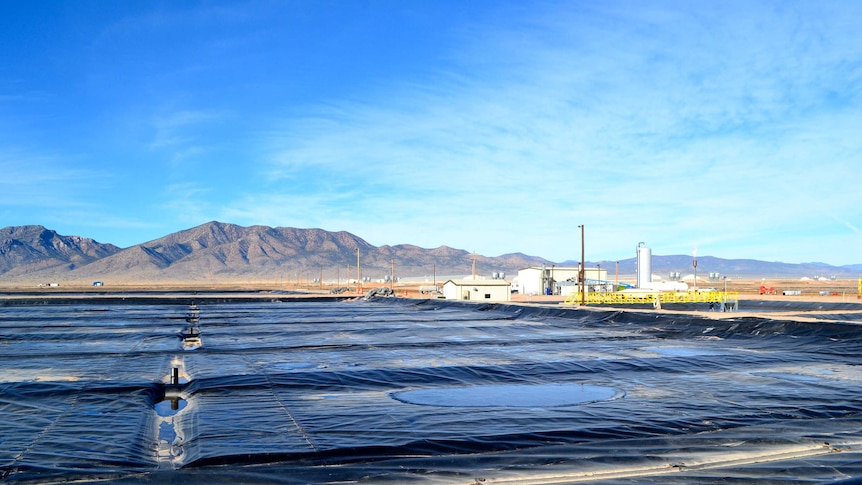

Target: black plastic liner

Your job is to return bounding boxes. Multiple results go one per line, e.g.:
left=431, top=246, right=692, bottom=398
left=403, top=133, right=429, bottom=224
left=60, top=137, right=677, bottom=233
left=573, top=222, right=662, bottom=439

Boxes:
left=2, top=297, right=862, bottom=484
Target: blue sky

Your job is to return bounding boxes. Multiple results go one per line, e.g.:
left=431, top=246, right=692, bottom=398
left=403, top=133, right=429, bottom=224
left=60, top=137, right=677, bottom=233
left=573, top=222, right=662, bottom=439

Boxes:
left=1, top=1, right=861, bottom=265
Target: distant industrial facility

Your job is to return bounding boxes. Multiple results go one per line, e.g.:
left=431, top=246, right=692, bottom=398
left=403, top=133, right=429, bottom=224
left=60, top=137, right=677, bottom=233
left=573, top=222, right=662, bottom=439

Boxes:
left=557, top=242, right=738, bottom=311
left=439, top=242, right=736, bottom=310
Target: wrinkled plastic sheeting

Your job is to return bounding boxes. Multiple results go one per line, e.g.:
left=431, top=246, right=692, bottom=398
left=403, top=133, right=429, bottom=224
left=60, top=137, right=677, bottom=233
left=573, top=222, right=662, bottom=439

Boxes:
left=1, top=298, right=862, bottom=483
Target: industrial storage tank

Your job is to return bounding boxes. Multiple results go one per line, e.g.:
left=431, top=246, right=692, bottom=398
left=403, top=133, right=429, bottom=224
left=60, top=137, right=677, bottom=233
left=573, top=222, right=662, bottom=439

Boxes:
left=636, top=243, right=651, bottom=289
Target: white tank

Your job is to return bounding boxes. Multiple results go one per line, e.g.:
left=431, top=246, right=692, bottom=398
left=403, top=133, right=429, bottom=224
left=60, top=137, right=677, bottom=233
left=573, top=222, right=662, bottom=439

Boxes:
left=636, top=243, right=651, bottom=289
left=641, top=281, right=688, bottom=292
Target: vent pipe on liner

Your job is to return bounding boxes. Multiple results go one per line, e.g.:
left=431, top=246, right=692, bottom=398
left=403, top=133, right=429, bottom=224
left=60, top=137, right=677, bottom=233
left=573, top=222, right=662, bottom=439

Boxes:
left=636, top=242, right=652, bottom=289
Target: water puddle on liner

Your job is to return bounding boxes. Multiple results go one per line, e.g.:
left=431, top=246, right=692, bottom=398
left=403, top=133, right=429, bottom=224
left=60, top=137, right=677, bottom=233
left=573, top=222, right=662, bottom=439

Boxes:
left=392, top=383, right=623, bottom=408
left=155, top=396, right=188, bottom=416
left=155, top=396, right=188, bottom=467
left=648, top=347, right=729, bottom=357
left=268, top=362, right=318, bottom=371
left=755, top=372, right=824, bottom=383
left=156, top=358, right=189, bottom=467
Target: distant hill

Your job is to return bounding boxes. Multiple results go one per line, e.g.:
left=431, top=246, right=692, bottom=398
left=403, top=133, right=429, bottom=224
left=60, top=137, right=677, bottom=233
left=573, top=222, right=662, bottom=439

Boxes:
left=0, top=222, right=549, bottom=284
left=0, top=225, right=121, bottom=277
left=1, top=222, right=858, bottom=285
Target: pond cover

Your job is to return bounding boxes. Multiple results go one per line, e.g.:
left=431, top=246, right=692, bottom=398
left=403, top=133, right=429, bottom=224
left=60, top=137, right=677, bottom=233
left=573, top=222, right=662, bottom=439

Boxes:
left=1, top=297, right=862, bottom=483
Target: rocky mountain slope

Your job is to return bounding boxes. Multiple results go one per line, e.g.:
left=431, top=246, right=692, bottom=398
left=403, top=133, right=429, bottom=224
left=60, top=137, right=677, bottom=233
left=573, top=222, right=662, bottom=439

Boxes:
left=0, top=222, right=548, bottom=284
left=0, top=225, right=121, bottom=277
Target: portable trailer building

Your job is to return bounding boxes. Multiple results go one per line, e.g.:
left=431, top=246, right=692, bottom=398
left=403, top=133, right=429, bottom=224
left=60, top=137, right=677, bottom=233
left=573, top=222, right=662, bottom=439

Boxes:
left=443, top=278, right=511, bottom=301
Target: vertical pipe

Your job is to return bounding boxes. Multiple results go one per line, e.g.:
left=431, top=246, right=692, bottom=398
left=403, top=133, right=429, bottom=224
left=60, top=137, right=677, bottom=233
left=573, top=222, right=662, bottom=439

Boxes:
left=171, top=368, right=179, bottom=385
left=472, top=252, right=477, bottom=279
left=542, top=264, right=547, bottom=295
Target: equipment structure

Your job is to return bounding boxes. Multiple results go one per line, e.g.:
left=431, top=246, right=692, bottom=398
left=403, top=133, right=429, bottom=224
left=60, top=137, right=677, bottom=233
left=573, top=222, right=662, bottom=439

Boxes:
left=564, top=290, right=739, bottom=311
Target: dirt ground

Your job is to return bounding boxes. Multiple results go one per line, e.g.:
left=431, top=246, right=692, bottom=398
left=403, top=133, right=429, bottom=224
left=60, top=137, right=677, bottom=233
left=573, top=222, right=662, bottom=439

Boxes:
left=1, top=277, right=859, bottom=298
left=2, top=277, right=860, bottom=320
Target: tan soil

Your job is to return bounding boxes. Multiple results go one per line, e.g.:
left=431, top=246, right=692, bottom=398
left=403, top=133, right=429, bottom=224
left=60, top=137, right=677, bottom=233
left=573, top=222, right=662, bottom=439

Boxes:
left=2, top=277, right=860, bottom=323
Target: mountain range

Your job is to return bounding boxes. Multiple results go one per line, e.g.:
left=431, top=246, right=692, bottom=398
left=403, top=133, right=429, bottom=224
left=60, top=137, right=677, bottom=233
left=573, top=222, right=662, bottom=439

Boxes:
left=0, top=222, right=859, bottom=285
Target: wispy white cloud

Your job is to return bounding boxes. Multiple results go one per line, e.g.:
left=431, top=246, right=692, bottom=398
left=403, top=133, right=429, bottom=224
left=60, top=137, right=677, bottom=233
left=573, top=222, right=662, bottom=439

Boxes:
left=147, top=109, right=227, bottom=166
left=3, top=1, right=860, bottom=264
left=157, top=182, right=218, bottom=226
left=238, top=1, right=862, bottom=263
left=0, top=149, right=160, bottom=245
left=0, top=151, right=108, bottom=207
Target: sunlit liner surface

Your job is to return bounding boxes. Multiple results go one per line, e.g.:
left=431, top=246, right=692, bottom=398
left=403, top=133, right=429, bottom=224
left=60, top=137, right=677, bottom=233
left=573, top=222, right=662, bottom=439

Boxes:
left=393, top=383, right=623, bottom=407
left=2, top=297, right=862, bottom=484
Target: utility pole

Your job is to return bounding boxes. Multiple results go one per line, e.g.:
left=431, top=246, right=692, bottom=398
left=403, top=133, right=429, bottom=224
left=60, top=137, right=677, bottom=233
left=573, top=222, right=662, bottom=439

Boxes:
left=692, top=248, right=698, bottom=291
left=579, top=224, right=585, bottom=306
left=356, top=248, right=361, bottom=293
left=390, top=259, right=395, bottom=291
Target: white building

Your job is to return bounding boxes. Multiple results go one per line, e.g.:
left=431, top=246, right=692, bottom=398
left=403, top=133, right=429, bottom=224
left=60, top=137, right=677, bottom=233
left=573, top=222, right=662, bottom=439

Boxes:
left=442, top=278, right=511, bottom=302
left=516, top=266, right=608, bottom=296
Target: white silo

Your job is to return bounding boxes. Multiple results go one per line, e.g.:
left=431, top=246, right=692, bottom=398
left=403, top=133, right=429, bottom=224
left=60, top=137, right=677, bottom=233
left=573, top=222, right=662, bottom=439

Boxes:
left=636, top=242, right=652, bottom=289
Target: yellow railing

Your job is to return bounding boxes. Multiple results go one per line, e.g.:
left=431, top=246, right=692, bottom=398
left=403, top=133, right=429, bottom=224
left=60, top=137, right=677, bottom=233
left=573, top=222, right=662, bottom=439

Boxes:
left=563, top=291, right=738, bottom=305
